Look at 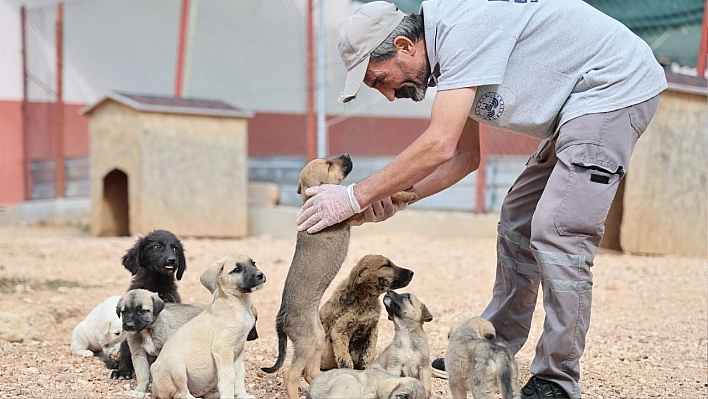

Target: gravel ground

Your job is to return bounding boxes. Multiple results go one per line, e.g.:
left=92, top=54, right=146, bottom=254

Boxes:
left=0, top=223, right=706, bottom=399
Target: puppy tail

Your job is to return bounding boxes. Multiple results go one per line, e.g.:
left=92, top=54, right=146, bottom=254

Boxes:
left=261, top=325, right=287, bottom=373
left=498, top=359, right=516, bottom=399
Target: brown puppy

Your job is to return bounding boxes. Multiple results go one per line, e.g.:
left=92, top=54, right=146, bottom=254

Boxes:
left=262, top=154, right=418, bottom=399
left=371, top=291, right=434, bottom=397
left=445, top=317, right=520, bottom=399
left=319, top=254, right=414, bottom=371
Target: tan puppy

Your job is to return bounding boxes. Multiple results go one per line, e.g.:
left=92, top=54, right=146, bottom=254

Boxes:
left=371, top=291, right=433, bottom=397
left=319, top=255, right=414, bottom=371
left=445, top=316, right=520, bottom=399
left=116, top=289, right=203, bottom=398
left=262, top=154, right=418, bottom=399
left=307, top=366, right=427, bottom=399
left=150, top=253, right=266, bottom=399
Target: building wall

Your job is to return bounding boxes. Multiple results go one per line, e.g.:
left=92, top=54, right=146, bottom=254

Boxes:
left=0, top=100, right=25, bottom=204
left=621, top=88, right=708, bottom=257
left=0, top=1, right=24, bottom=204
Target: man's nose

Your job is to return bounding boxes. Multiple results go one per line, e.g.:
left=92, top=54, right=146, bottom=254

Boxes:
left=378, top=87, right=395, bottom=102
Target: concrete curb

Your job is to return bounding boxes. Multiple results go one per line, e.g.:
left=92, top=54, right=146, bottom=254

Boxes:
left=0, top=198, right=499, bottom=241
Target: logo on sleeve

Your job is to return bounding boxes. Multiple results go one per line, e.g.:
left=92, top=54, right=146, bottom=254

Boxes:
left=475, top=92, right=505, bottom=121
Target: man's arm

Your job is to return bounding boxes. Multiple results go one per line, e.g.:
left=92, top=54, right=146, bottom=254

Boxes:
left=296, top=87, right=478, bottom=233
left=410, top=116, right=480, bottom=200
left=353, top=87, right=478, bottom=206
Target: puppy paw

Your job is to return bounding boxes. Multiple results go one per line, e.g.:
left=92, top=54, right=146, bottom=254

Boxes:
left=110, top=369, right=133, bottom=380
left=75, top=349, right=94, bottom=358
left=391, top=190, right=419, bottom=204
left=128, top=389, right=147, bottom=398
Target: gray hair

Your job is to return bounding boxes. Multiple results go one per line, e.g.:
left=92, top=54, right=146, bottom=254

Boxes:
left=370, top=13, right=424, bottom=63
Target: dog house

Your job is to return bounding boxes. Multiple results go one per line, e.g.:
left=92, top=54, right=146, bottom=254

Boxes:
left=82, top=91, right=252, bottom=238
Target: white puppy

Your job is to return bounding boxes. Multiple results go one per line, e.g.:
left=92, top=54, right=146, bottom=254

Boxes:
left=71, top=295, right=125, bottom=357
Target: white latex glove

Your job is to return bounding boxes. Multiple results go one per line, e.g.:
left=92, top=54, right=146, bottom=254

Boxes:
left=296, top=183, right=366, bottom=233
left=350, top=196, right=408, bottom=227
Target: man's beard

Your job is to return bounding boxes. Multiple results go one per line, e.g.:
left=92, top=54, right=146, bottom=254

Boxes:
left=394, top=60, right=430, bottom=102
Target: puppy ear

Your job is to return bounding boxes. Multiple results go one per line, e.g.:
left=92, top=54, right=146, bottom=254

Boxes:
left=152, top=294, right=165, bottom=316
left=175, top=241, right=187, bottom=281
left=421, top=304, right=433, bottom=323
left=480, top=320, right=496, bottom=340
left=99, top=320, right=112, bottom=335
left=200, top=257, right=226, bottom=294
left=345, top=270, right=362, bottom=305
left=296, top=181, right=302, bottom=194
left=115, top=299, right=123, bottom=319
left=121, top=236, right=143, bottom=275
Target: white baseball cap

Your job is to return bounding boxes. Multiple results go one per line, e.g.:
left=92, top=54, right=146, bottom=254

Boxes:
left=338, top=1, right=405, bottom=102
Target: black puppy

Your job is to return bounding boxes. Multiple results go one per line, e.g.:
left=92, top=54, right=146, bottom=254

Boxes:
left=109, top=229, right=186, bottom=380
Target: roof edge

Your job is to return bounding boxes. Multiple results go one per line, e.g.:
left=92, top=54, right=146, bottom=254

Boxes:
left=80, top=91, right=254, bottom=118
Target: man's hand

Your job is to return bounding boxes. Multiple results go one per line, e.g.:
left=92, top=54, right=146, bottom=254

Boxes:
left=350, top=196, right=408, bottom=227
left=296, top=183, right=365, bottom=233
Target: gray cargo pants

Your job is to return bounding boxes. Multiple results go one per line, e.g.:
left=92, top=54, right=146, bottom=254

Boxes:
left=481, top=95, right=661, bottom=399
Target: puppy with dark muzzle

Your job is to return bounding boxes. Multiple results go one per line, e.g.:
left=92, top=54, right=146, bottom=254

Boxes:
left=116, top=289, right=202, bottom=399
left=319, top=254, right=414, bottom=371
left=371, top=291, right=434, bottom=397
left=110, top=229, right=187, bottom=380
left=150, top=253, right=266, bottom=399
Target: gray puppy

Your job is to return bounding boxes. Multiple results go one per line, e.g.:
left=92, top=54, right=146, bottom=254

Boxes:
left=150, top=253, right=266, bottom=399
left=116, top=289, right=203, bottom=399
left=445, top=316, right=520, bottom=399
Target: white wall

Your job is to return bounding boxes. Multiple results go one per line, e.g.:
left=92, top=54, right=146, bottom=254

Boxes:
left=0, top=0, right=23, bottom=100
left=1, top=0, right=435, bottom=116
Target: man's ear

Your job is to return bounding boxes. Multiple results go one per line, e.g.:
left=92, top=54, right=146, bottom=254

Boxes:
left=393, top=36, right=416, bottom=56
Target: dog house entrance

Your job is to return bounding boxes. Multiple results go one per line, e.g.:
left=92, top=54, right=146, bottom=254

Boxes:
left=101, top=169, right=129, bottom=236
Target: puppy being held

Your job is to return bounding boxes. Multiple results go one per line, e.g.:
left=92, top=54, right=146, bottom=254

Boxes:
left=117, top=289, right=203, bottom=398
left=307, top=366, right=427, bottom=399
left=71, top=295, right=124, bottom=358
left=319, top=254, right=414, bottom=371
left=262, top=154, right=418, bottom=399
left=371, top=291, right=433, bottom=397
left=112, top=229, right=187, bottom=380
left=150, top=253, right=265, bottom=399
left=445, top=316, right=520, bottom=399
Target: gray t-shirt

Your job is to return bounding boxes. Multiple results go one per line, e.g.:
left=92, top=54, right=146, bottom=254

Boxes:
left=421, top=0, right=668, bottom=139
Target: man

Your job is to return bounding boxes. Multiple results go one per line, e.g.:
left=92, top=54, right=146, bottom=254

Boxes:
left=296, top=1, right=667, bottom=398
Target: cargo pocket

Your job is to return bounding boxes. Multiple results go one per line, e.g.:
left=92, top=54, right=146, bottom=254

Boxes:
left=554, top=144, right=624, bottom=237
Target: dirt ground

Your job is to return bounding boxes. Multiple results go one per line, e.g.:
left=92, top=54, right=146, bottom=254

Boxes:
left=0, top=223, right=706, bottom=399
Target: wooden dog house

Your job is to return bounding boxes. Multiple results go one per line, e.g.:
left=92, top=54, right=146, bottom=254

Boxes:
left=82, top=91, right=252, bottom=237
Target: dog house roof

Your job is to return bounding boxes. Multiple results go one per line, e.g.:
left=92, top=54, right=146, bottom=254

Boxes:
left=81, top=91, right=254, bottom=118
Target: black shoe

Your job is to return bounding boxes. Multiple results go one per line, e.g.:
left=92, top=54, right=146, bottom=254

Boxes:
left=431, top=357, right=448, bottom=379
left=521, top=376, right=570, bottom=399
